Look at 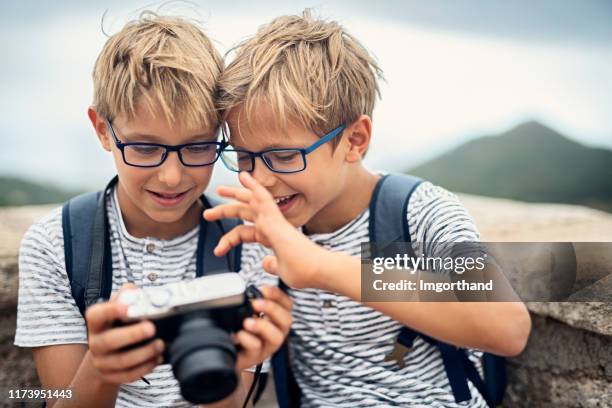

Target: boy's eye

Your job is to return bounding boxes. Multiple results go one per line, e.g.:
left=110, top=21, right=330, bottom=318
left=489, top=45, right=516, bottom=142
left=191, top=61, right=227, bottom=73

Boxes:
left=185, top=144, right=214, bottom=154
left=129, top=145, right=163, bottom=155
left=268, top=151, right=300, bottom=162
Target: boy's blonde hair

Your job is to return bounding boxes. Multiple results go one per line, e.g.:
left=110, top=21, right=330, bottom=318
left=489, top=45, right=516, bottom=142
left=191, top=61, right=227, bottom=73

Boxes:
left=217, top=9, right=383, bottom=145
left=93, top=12, right=223, bottom=129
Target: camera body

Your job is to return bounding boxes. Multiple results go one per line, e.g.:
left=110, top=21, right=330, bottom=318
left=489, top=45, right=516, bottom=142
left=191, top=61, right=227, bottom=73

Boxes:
left=116, top=273, right=262, bottom=404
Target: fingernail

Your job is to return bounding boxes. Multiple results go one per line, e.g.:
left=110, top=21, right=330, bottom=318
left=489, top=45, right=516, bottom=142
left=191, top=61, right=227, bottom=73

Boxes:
left=144, top=322, right=155, bottom=337
left=155, top=340, right=165, bottom=352
left=252, top=299, right=265, bottom=309
left=244, top=318, right=256, bottom=329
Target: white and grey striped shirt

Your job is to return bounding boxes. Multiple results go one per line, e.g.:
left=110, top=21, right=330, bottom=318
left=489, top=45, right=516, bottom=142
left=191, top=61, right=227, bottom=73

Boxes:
left=240, top=180, right=488, bottom=407
left=15, top=187, right=261, bottom=407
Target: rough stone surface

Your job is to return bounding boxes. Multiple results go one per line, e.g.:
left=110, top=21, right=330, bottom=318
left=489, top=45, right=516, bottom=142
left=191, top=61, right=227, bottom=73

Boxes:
left=505, top=314, right=612, bottom=407
left=1, top=197, right=611, bottom=407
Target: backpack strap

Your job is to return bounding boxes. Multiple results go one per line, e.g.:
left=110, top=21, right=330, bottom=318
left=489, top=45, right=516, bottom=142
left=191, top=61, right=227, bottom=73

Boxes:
left=63, top=178, right=243, bottom=319
left=369, top=173, right=423, bottom=251
left=200, top=195, right=242, bottom=274
left=371, top=173, right=500, bottom=407
left=62, top=176, right=117, bottom=317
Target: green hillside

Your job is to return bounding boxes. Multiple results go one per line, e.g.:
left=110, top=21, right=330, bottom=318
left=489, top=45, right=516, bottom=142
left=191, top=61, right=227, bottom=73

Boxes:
left=0, top=177, right=81, bottom=206
left=409, top=121, right=612, bottom=211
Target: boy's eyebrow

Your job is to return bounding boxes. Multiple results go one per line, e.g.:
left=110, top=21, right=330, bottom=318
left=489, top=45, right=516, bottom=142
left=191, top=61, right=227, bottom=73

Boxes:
left=230, top=141, right=305, bottom=151
left=122, top=131, right=218, bottom=144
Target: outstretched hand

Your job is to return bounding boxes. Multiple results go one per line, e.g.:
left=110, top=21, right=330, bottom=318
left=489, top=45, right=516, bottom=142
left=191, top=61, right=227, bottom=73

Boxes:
left=204, top=172, right=326, bottom=289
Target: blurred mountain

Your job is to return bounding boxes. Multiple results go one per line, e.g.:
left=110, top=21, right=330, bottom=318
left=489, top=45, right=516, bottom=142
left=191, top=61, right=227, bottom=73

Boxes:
left=409, top=121, right=612, bottom=212
left=0, top=176, right=81, bottom=206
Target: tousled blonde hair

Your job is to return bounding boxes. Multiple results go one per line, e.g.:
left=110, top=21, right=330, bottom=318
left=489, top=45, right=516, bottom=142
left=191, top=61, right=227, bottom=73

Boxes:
left=92, top=11, right=223, bottom=129
left=217, top=9, right=383, bottom=145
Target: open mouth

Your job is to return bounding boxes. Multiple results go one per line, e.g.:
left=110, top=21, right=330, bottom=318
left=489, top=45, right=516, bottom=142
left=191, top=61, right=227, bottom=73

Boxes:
left=147, top=189, right=191, bottom=207
left=274, top=194, right=298, bottom=212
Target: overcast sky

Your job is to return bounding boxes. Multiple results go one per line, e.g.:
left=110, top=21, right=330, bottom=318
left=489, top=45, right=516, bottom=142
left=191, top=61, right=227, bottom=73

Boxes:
left=1, top=0, right=611, bottom=190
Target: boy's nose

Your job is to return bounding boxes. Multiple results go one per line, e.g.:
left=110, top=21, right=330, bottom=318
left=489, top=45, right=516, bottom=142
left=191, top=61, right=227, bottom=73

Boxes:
left=157, top=152, right=184, bottom=188
left=251, top=157, right=277, bottom=188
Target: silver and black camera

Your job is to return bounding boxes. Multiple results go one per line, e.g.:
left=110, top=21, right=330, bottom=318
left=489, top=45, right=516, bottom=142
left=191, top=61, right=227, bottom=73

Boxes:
left=116, top=273, right=263, bottom=404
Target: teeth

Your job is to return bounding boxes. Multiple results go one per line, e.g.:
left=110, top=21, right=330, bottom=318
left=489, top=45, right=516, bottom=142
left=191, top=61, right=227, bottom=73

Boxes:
left=274, top=195, right=293, bottom=205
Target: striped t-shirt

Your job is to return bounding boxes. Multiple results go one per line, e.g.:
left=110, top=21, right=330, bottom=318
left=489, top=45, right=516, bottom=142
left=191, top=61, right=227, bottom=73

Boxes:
left=240, top=180, right=488, bottom=407
left=14, top=187, right=260, bottom=407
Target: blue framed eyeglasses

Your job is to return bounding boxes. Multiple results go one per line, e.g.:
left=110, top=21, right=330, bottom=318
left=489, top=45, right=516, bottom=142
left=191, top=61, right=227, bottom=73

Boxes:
left=220, top=124, right=346, bottom=174
left=106, top=119, right=224, bottom=168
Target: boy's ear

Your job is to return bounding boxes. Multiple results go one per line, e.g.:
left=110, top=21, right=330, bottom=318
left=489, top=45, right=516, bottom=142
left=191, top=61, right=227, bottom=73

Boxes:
left=343, top=115, right=372, bottom=163
left=87, top=106, right=112, bottom=152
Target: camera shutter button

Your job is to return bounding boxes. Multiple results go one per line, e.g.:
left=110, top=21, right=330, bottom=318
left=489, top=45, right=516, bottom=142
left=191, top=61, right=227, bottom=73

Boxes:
left=149, top=288, right=172, bottom=307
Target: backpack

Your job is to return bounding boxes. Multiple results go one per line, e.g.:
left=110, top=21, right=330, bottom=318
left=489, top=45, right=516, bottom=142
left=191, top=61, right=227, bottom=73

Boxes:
left=60, top=177, right=272, bottom=406
left=61, top=176, right=242, bottom=317
left=271, top=173, right=506, bottom=408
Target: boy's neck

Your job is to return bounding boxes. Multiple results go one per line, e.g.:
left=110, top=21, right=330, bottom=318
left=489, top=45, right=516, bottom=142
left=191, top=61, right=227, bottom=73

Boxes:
left=116, top=184, right=202, bottom=240
left=304, top=167, right=380, bottom=235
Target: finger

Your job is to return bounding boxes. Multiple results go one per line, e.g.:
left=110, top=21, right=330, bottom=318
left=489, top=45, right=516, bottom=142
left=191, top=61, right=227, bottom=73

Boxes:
left=95, top=339, right=164, bottom=372
left=216, top=185, right=253, bottom=204
left=260, top=285, right=293, bottom=311
left=89, top=321, right=156, bottom=355
left=234, top=328, right=263, bottom=353
left=85, top=302, right=128, bottom=334
left=203, top=202, right=255, bottom=223
left=243, top=317, right=285, bottom=351
left=239, top=172, right=276, bottom=210
left=251, top=299, right=292, bottom=335
left=102, top=355, right=162, bottom=385
left=214, top=225, right=257, bottom=256
left=262, top=255, right=279, bottom=276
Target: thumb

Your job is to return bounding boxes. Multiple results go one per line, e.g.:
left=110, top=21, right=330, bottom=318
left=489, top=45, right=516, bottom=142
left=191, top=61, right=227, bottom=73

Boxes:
left=262, top=255, right=279, bottom=276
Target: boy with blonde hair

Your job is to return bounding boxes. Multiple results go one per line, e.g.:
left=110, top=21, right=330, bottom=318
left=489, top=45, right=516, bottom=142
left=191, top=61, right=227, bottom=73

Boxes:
left=207, top=10, right=531, bottom=407
left=15, top=12, right=291, bottom=407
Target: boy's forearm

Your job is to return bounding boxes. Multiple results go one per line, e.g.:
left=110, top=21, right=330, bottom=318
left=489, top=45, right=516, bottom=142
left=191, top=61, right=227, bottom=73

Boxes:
left=52, top=351, right=120, bottom=408
left=316, top=251, right=531, bottom=356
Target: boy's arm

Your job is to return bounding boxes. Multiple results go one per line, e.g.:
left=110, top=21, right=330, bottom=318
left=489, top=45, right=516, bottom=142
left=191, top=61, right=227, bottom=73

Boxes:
left=15, top=219, right=161, bottom=407
left=31, top=291, right=165, bottom=408
left=33, top=345, right=120, bottom=408
left=205, top=172, right=531, bottom=357
left=310, top=250, right=531, bottom=356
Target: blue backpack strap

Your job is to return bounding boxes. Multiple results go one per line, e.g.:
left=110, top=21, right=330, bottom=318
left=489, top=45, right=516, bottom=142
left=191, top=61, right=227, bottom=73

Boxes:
left=482, top=354, right=506, bottom=406
left=63, top=179, right=243, bottom=320
left=199, top=195, right=242, bottom=275
left=62, top=177, right=117, bottom=317
left=371, top=173, right=500, bottom=407
left=369, top=173, right=423, bottom=250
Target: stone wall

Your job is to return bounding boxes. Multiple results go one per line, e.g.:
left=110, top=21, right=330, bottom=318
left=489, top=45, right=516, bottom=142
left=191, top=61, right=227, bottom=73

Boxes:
left=1, top=197, right=611, bottom=407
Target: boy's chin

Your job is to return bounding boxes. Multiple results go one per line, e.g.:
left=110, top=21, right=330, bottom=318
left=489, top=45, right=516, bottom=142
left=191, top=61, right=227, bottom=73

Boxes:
left=144, top=206, right=192, bottom=225
left=285, top=212, right=310, bottom=229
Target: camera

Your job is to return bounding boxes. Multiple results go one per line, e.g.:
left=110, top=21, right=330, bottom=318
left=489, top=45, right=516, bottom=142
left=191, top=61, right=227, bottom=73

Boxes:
left=115, top=273, right=263, bottom=404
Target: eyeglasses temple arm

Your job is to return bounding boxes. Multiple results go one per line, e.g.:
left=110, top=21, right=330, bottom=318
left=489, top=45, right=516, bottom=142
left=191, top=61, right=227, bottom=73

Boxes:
left=303, top=124, right=346, bottom=154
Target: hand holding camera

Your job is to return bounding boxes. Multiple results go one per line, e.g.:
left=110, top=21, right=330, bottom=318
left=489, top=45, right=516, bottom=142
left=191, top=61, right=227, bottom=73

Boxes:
left=85, top=274, right=292, bottom=404
left=85, top=283, right=164, bottom=386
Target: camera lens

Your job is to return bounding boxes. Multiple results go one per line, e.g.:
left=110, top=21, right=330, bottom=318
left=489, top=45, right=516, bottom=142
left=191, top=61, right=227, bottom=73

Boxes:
left=168, top=312, right=238, bottom=403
